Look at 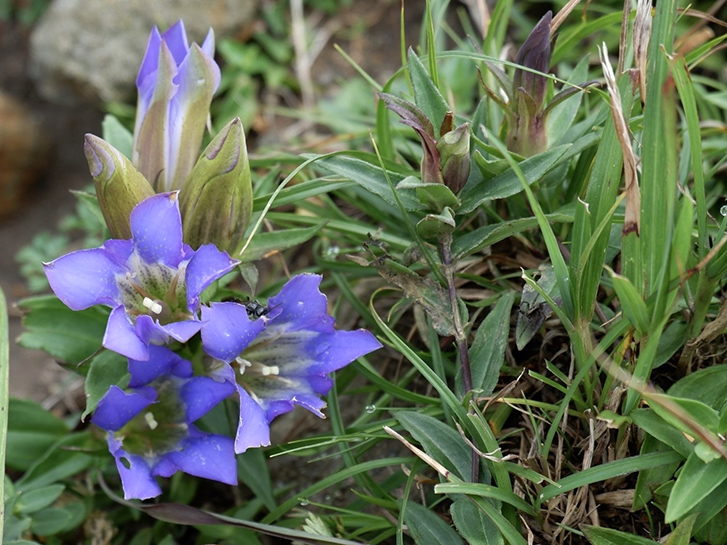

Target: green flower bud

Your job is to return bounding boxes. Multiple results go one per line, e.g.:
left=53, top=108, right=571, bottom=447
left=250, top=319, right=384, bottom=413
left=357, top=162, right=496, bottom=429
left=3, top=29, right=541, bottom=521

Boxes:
left=436, top=123, right=471, bottom=194
left=180, top=117, right=252, bottom=253
left=84, top=134, right=155, bottom=239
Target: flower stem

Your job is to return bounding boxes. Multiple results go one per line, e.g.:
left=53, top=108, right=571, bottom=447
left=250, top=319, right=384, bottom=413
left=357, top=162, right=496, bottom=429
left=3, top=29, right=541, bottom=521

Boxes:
left=438, top=232, right=478, bottom=482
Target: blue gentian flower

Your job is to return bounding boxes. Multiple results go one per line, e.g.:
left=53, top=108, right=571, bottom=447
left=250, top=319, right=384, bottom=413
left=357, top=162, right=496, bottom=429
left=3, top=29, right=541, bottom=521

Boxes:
left=44, top=193, right=238, bottom=361
left=133, top=20, right=221, bottom=192
left=92, top=345, right=237, bottom=500
left=200, top=274, right=382, bottom=453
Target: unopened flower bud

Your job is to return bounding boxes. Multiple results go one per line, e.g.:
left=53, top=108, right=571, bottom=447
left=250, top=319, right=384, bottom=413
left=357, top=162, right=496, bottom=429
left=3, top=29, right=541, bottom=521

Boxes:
left=436, top=123, right=471, bottom=194
left=84, top=134, right=154, bottom=239
left=513, top=11, right=552, bottom=110
left=180, top=117, right=252, bottom=253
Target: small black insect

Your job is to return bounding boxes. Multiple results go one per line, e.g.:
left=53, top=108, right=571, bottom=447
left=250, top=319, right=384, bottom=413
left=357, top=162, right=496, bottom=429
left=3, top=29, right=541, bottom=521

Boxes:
left=245, top=300, right=269, bottom=319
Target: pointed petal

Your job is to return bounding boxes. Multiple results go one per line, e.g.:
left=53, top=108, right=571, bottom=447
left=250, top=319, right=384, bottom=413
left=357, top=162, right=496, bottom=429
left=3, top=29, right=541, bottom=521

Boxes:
left=92, top=385, right=156, bottom=431
left=311, top=329, right=382, bottom=374
left=130, top=192, right=184, bottom=266
left=166, top=43, right=221, bottom=189
left=200, top=28, right=215, bottom=58
left=245, top=373, right=329, bottom=421
left=169, top=430, right=237, bottom=485
left=44, top=247, right=124, bottom=310
left=161, top=20, right=189, bottom=65
left=128, top=344, right=192, bottom=387
left=181, top=376, right=235, bottom=422
left=267, top=274, right=334, bottom=332
left=157, top=319, right=202, bottom=343
left=108, top=437, right=162, bottom=500
left=185, top=245, right=239, bottom=310
left=136, top=26, right=162, bottom=92
left=235, top=386, right=271, bottom=453
left=201, top=302, right=264, bottom=363
left=103, top=306, right=150, bottom=361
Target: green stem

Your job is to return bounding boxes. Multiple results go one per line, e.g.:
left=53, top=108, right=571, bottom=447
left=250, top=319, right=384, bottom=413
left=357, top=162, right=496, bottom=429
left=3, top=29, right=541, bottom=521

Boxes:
left=438, top=231, right=478, bottom=482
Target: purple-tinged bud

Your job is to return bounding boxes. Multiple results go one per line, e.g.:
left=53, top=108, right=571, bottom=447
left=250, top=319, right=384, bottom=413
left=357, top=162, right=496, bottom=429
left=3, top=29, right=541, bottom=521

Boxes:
left=84, top=134, right=154, bottom=239
left=513, top=11, right=552, bottom=110
left=437, top=123, right=471, bottom=194
left=179, top=118, right=252, bottom=253
left=133, top=21, right=221, bottom=193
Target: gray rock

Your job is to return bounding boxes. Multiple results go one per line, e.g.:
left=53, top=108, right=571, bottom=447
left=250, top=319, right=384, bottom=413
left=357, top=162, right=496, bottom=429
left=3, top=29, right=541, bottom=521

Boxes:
left=30, top=0, right=255, bottom=105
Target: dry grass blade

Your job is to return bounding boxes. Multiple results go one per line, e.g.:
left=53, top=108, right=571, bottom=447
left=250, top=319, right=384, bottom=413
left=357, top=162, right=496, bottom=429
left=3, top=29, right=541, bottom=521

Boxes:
left=634, top=0, right=653, bottom=102
left=598, top=43, right=641, bottom=237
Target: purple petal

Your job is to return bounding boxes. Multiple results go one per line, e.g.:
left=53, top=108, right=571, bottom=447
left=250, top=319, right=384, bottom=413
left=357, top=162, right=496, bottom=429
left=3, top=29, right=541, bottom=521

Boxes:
left=185, top=245, right=239, bottom=311
left=200, top=28, right=215, bottom=59
left=103, top=239, right=134, bottom=262
left=267, top=274, right=334, bottom=332
left=157, top=319, right=202, bottom=343
left=92, top=385, right=156, bottom=431
left=44, top=247, right=125, bottom=310
left=103, top=306, right=150, bottom=361
left=161, top=20, right=190, bottom=67
left=235, top=386, right=271, bottom=453
left=309, top=330, right=382, bottom=374
left=128, top=344, right=192, bottom=388
left=130, top=193, right=184, bottom=266
left=201, top=302, right=264, bottom=363
left=181, top=376, right=235, bottom=422
left=168, top=430, right=237, bottom=485
left=136, top=26, right=162, bottom=90
left=108, top=437, right=162, bottom=500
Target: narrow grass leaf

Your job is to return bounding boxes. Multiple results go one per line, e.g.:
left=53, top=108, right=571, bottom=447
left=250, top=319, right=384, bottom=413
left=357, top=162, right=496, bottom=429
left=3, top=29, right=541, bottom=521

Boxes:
left=609, top=272, right=650, bottom=334
left=435, top=482, right=534, bottom=515
left=537, top=450, right=683, bottom=505
left=582, top=525, right=658, bottom=545
left=664, top=514, right=699, bottom=545
left=0, top=286, right=7, bottom=545
left=239, top=222, right=327, bottom=262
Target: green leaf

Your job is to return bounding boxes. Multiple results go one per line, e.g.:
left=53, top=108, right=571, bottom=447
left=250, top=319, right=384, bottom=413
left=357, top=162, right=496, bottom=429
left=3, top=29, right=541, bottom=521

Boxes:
left=15, top=485, right=65, bottom=514
left=665, top=514, right=699, bottom=545
left=17, top=296, right=108, bottom=364
left=404, top=501, right=464, bottom=545
left=416, top=207, right=456, bottom=240
left=396, top=177, right=460, bottom=211
left=407, top=48, right=450, bottom=130
left=462, top=292, right=515, bottom=395
left=631, top=408, right=692, bottom=458
left=83, top=350, right=129, bottom=419
left=102, top=114, right=133, bottom=158
left=30, top=507, right=73, bottom=536
left=546, top=57, right=590, bottom=145
left=668, top=365, right=727, bottom=409
left=450, top=497, right=503, bottom=545
left=665, top=451, right=727, bottom=522
left=646, top=393, right=720, bottom=437
left=397, top=412, right=473, bottom=481
left=17, top=433, right=94, bottom=492
left=313, top=154, right=424, bottom=211
left=6, top=399, right=69, bottom=470
left=609, top=272, right=650, bottom=334
left=582, top=525, right=659, bottom=545
left=240, top=222, right=327, bottom=262
left=237, top=449, right=276, bottom=512
left=459, top=145, right=570, bottom=213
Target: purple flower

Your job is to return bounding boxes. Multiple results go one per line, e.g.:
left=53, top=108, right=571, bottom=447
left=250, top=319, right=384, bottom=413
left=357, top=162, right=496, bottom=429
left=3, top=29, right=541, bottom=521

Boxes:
left=92, top=345, right=237, bottom=500
left=200, top=274, right=382, bottom=453
left=44, top=193, right=238, bottom=361
left=133, top=20, right=221, bottom=192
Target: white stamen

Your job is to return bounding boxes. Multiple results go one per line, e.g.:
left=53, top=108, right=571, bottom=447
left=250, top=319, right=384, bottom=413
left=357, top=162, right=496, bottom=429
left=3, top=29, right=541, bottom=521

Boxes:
left=142, top=297, right=163, bottom=315
left=261, top=365, right=280, bottom=376
left=144, top=412, right=158, bottom=430
left=236, top=357, right=252, bottom=375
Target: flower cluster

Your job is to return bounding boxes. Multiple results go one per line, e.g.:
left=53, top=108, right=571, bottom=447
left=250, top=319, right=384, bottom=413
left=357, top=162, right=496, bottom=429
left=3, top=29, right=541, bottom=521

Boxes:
left=45, top=194, right=381, bottom=499
left=44, top=22, right=380, bottom=501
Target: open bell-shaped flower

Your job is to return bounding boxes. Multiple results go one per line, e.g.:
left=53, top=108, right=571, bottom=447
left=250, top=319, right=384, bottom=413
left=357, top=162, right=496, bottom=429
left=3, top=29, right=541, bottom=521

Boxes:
left=200, top=274, right=382, bottom=453
left=133, top=20, right=221, bottom=192
left=92, top=345, right=237, bottom=500
left=43, top=192, right=238, bottom=361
